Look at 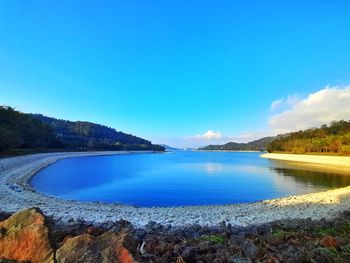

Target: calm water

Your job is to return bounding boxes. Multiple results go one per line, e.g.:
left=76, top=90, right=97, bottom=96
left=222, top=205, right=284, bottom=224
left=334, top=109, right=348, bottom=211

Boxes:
left=32, top=151, right=350, bottom=207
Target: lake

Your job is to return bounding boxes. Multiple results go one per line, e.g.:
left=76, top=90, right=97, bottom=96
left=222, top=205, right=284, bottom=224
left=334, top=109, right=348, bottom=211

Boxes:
left=31, top=151, right=350, bottom=207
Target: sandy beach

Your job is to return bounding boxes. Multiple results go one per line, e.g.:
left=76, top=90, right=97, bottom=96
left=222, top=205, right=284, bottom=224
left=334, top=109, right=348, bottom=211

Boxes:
left=1, top=152, right=350, bottom=227
left=261, top=153, right=350, bottom=168
left=261, top=153, right=350, bottom=177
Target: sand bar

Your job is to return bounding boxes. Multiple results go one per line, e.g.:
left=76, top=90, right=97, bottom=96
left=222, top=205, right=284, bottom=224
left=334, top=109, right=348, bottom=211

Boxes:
left=1, top=151, right=350, bottom=227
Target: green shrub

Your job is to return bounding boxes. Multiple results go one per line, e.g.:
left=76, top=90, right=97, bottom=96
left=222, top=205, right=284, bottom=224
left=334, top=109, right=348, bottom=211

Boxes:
left=201, top=235, right=225, bottom=244
left=340, top=145, right=350, bottom=154
left=292, top=147, right=305, bottom=154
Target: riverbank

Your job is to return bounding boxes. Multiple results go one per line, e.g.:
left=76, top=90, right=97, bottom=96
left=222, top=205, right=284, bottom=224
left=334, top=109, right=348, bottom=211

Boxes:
left=1, top=152, right=350, bottom=228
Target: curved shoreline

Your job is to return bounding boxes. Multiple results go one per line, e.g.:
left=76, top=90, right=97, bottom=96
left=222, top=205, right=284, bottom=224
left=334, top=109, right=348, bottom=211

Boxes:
left=1, top=152, right=350, bottom=227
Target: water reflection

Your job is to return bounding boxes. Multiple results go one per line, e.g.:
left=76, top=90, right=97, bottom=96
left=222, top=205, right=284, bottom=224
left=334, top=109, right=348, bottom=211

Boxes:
left=268, top=160, right=350, bottom=189
left=187, top=162, right=267, bottom=175
left=202, top=163, right=224, bottom=174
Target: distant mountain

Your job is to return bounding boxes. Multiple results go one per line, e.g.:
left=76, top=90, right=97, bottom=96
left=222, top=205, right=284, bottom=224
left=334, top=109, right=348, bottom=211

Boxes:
left=198, top=136, right=277, bottom=151
left=160, top=144, right=182, bottom=151
left=185, top=148, right=196, bottom=151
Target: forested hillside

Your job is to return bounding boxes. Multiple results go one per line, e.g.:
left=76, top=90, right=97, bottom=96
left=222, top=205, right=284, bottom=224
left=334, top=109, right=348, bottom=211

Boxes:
left=267, top=120, right=350, bottom=154
left=32, top=114, right=164, bottom=151
left=0, top=106, right=61, bottom=151
left=0, top=106, right=164, bottom=153
left=199, top=137, right=276, bottom=151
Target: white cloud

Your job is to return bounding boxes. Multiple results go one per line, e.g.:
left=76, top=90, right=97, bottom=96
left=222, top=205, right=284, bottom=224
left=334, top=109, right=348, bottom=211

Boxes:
left=269, top=86, right=350, bottom=134
left=270, top=99, right=284, bottom=110
left=227, top=130, right=273, bottom=143
left=270, top=95, right=299, bottom=111
left=193, top=130, right=222, bottom=140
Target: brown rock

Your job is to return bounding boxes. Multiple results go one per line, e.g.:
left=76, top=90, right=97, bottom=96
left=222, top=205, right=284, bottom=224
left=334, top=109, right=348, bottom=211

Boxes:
left=0, top=208, right=54, bottom=263
left=56, top=231, right=138, bottom=263
left=181, top=246, right=197, bottom=262
left=84, top=226, right=99, bottom=235
left=319, top=235, right=340, bottom=249
left=62, top=235, right=73, bottom=244
left=0, top=259, right=23, bottom=263
left=263, top=256, right=278, bottom=263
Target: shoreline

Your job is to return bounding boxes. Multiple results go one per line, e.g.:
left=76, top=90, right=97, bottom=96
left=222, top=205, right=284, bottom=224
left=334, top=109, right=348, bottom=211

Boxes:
left=261, top=153, right=350, bottom=174
left=1, top=152, right=350, bottom=227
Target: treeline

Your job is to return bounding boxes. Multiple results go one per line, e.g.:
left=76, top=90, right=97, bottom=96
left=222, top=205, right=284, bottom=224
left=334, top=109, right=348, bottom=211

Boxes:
left=267, top=120, right=350, bottom=154
left=0, top=106, right=164, bottom=153
left=32, top=114, right=164, bottom=151
left=0, top=106, right=61, bottom=150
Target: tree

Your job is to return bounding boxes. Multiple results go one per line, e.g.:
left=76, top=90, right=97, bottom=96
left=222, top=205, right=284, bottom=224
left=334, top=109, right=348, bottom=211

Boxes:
left=266, top=120, right=350, bottom=155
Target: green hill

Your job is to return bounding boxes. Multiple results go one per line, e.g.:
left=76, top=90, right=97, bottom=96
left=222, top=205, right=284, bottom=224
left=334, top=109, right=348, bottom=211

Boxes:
left=0, top=106, right=164, bottom=154
left=267, top=120, right=350, bottom=154
left=199, top=136, right=277, bottom=151
left=0, top=106, right=60, bottom=151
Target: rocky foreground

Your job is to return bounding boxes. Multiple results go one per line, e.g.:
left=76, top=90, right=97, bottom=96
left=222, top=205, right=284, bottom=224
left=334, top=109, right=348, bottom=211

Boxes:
left=1, top=208, right=350, bottom=263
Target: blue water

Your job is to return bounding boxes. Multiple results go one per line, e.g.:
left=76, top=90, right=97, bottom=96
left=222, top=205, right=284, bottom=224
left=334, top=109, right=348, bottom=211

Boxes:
left=31, top=152, right=350, bottom=207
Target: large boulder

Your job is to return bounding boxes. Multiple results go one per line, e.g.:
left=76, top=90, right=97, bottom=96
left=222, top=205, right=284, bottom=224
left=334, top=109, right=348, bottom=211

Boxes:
left=0, top=208, right=54, bottom=263
left=56, top=231, right=138, bottom=263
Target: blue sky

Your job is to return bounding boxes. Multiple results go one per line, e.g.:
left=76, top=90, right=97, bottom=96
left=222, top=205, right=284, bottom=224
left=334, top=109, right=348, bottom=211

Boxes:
left=1, top=1, right=350, bottom=147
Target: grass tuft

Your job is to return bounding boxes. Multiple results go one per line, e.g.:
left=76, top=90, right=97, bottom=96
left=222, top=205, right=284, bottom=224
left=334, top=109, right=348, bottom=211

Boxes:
left=201, top=234, right=226, bottom=244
